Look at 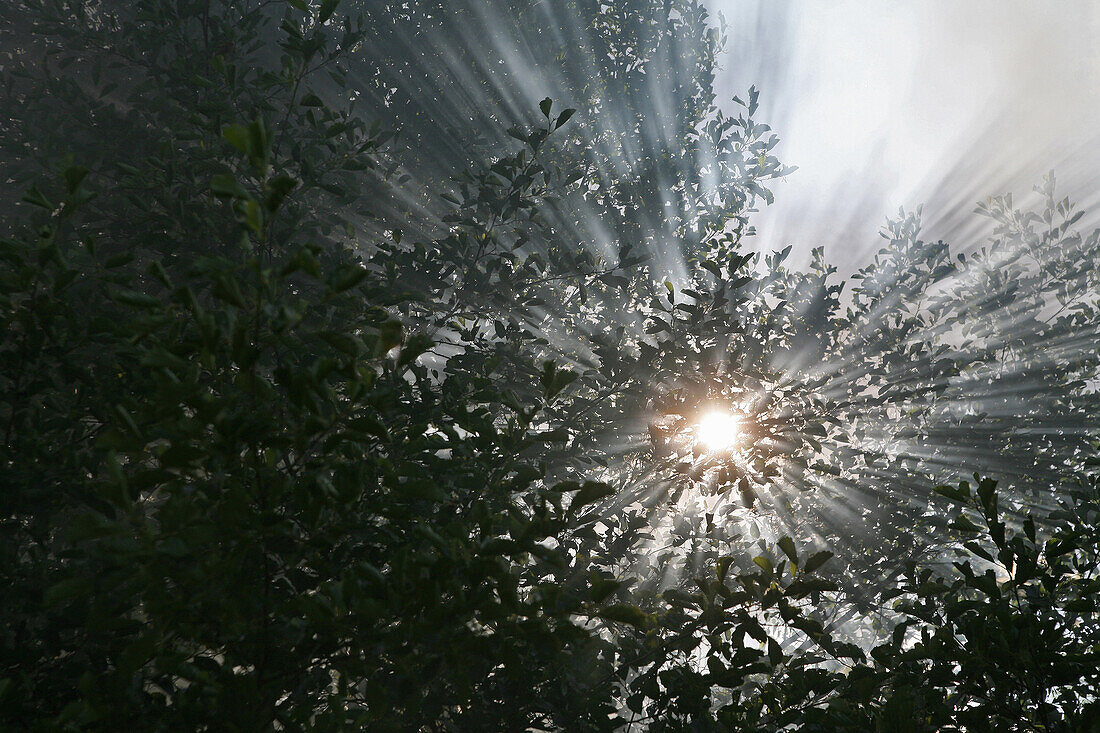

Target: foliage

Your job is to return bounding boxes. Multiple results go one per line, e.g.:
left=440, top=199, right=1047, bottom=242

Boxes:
left=1, top=0, right=1099, bottom=730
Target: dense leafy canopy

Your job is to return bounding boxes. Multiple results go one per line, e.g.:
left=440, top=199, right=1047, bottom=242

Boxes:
left=1, top=0, right=1098, bottom=730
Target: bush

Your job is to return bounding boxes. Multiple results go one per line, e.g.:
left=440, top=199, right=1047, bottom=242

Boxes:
left=2, top=1, right=1098, bottom=730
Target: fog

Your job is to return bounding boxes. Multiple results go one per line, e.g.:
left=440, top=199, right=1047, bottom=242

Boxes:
left=709, top=1, right=1100, bottom=270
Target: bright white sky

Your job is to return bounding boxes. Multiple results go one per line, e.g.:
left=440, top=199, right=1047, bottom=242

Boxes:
left=708, top=0, right=1100, bottom=269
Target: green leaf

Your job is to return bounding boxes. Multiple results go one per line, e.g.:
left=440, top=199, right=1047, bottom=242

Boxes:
left=570, top=481, right=614, bottom=513
left=22, top=185, right=52, bottom=209
left=915, top=581, right=950, bottom=596
left=222, top=124, right=250, bottom=154
left=210, top=173, right=250, bottom=200
left=597, top=603, right=649, bottom=629
left=539, top=97, right=553, bottom=118
left=802, top=550, right=833, bottom=575
left=104, top=252, right=134, bottom=268
left=777, top=536, right=798, bottom=568
left=787, top=576, right=837, bottom=596
left=976, top=477, right=998, bottom=515
left=767, top=638, right=785, bottom=666
left=554, top=108, right=576, bottom=129
left=244, top=199, right=263, bottom=234
left=264, top=174, right=298, bottom=212
left=331, top=264, right=369, bottom=292
left=1064, top=598, right=1096, bottom=613
left=950, top=514, right=983, bottom=533
left=140, top=347, right=188, bottom=371
left=113, top=289, right=161, bottom=309
left=716, top=556, right=734, bottom=582
left=540, top=360, right=578, bottom=399
left=934, top=483, right=971, bottom=504
left=319, top=0, right=339, bottom=22
left=211, top=275, right=246, bottom=308
left=45, top=577, right=92, bottom=608
left=397, top=332, right=433, bottom=367
left=63, top=165, right=89, bottom=194
left=963, top=540, right=994, bottom=563
left=376, top=320, right=403, bottom=353
left=319, top=331, right=360, bottom=355
left=348, top=415, right=389, bottom=440
left=246, top=118, right=268, bottom=165
left=589, top=577, right=623, bottom=603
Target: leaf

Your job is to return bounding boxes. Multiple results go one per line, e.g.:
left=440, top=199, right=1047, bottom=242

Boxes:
left=716, top=556, right=734, bottom=582
left=777, top=536, right=798, bottom=568
left=976, top=477, right=998, bottom=515
left=535, top=428, right=568, bottom=443
left=45, top=577, right=92, bottom=608
left=539, top=97, right=553, bottom=118
left=554, top=108, right=576, bottom=129
left=319, top=0, right=339, bottom=23
left=963, top=540, right=994, bottom=563
left=802, top=550, right=833, bottom=575
left=376, top=320, right=403, bottom=353
left=244, top=199, right=263, bottom=234
left=934, top=483, right=971, bottom=504
left=348, top=415, right=389, bottom=440
left=397, top=332, right=433, bottom=367
left=570, top=481, right=614, bottom=513
left=210, top=173, right=250, bottom=200
left=915, top=581, right=950, bottom=596
left=319, top=331, right=360, bottom=355
left=598, top=603, right=649, bottom=629
left=63, top=165, right=89, bottom=194
left=22, top=185, right=52, bottom=210
left=104, top=252, right=134, bottom=269
left=140, top=347, right=188, bottom=371
left=159, top=443, right=206, bottom=467
left=950, top=515, right=983, bottom=533
left=264, top=174, right=298, bottom=212
left=331, top=264, right=368, bottom=292
left=767, top=638, right=785, bottom=666
left=1064, top=598, right=1096, bottom=613
left=246, top=118, right=268, bottom=165
left=113, top=289, right=161, bottom=309
left=222, top=124, right=250, bottom=154
left=211, top=276, right=246, bottom=308
left=787, top=576, right=837, bottom=597
left=589, top=577, right=623, bottom=604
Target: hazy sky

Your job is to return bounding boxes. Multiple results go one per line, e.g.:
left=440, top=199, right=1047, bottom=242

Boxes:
left=708, top=1, right=1100, bottom=269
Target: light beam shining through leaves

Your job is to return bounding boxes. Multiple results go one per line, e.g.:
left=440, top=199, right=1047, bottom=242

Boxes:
left=2, top=0, right=1099, bottom=728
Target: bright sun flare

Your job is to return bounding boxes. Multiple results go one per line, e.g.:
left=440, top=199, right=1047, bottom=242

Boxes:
left=695, top=410, right=741, bottom=452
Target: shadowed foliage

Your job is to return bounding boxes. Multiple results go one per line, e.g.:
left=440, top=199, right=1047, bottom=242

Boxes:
left=1, top=0, right=1098, bottom=730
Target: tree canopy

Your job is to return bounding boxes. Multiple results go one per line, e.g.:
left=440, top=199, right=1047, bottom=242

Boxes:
left=1, top=1, right=1098, bottom=730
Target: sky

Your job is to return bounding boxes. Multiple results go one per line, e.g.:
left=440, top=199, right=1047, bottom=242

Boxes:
left=707, top=1, right=1100, bottom=271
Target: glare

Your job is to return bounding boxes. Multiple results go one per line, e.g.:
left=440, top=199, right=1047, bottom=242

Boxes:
left=695, top=410, right=742, bottom=452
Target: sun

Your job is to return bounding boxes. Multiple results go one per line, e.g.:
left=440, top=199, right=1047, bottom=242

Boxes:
left=695, top=409, right=742, bottom=452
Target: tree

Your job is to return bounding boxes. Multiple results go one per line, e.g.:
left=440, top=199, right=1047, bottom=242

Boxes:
left=2, top=0, right=1099, bottom=730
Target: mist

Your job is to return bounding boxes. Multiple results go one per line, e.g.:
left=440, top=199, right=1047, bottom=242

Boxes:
left=711, top=0, right=1100, bottom=270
